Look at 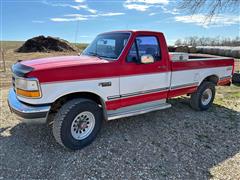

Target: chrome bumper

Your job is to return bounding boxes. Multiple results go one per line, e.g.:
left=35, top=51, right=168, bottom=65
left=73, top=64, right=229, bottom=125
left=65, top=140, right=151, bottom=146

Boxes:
left=8, top=88, right=51, bottom=124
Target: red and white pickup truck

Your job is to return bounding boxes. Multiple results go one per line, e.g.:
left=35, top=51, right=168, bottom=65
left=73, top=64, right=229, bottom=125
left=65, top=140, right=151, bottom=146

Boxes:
left=8, top=30, right=234, bottom=150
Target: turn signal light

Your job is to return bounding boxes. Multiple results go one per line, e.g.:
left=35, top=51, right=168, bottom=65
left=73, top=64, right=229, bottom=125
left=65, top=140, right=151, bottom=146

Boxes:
left=16, top=88, right=41, bottom=98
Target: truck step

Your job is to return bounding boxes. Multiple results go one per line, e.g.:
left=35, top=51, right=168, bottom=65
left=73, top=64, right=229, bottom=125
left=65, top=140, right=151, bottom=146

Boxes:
left=107, top=100, right=171, bottom=121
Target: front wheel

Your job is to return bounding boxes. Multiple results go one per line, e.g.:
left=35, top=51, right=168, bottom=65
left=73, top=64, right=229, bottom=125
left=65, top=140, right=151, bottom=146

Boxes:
left=52, top=98, right=103, bottom=150
left=190, top=81, right=216, bottom=111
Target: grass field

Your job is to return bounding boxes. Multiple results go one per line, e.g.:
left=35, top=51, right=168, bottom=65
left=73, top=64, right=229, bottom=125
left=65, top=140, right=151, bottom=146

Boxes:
left=0, top=41, right=240, bottom=179
left=0, top=41, right=87, bottom=87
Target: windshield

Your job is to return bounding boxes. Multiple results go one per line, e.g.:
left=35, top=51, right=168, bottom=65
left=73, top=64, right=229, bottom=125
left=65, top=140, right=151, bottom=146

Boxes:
left=82, top=32, right=130, bottom=60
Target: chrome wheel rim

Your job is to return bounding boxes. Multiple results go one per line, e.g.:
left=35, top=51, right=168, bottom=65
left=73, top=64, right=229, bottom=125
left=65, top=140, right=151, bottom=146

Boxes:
left=201, top=88, right=212, bottom=106
left=71, top=111, right=95, bottom=140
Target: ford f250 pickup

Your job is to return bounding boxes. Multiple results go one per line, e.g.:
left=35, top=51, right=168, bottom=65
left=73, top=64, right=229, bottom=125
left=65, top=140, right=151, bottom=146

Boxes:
left=8, top=31, right=234, bottom=150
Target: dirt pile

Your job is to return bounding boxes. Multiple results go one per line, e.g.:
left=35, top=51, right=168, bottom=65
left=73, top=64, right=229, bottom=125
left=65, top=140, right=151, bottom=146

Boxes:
left=16, top=36, right=77, bottom=52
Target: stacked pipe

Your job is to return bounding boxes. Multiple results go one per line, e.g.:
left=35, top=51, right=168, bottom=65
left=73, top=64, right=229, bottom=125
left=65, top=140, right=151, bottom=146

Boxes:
left=168, top=46, right=240, bottom=58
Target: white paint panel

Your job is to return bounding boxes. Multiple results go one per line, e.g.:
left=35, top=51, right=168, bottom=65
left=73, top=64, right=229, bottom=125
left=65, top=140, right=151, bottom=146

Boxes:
left=120, top=72, right=171, bottom=95
left=17, top=77, right=119, bottom=104
left=171, top=66, right=232, bottom=88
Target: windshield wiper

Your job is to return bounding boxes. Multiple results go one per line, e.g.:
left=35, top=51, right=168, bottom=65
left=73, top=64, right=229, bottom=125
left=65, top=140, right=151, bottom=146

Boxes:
left=86, top=52, right=103, bottom=59
left=85, top=52, right=117, bottom=60
left=98, top=55, right=117, bottom=60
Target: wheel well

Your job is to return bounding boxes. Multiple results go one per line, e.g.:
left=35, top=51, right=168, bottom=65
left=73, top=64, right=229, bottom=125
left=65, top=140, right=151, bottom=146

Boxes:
left=202, top=75, right=219, bottom=85
left=49, top=92, right=107, bottom=121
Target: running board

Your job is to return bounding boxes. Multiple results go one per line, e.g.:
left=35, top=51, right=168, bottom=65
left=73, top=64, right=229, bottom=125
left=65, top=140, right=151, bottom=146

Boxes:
left=107, top=101, right=171, bottom=121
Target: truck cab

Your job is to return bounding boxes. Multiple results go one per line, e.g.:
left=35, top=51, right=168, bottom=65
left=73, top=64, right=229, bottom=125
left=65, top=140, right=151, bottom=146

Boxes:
left=8, top=30, right=234, bottom=150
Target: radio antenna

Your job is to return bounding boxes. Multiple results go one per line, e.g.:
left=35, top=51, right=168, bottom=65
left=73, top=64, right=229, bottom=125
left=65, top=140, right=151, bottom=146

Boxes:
left=74, top=19, right=80, bottom=44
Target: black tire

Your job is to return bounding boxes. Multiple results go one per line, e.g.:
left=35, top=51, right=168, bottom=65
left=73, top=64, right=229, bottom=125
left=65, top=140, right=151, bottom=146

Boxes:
left=190, top=81, right=215, bottom=111
left=52, top=98, right=103, bottom=150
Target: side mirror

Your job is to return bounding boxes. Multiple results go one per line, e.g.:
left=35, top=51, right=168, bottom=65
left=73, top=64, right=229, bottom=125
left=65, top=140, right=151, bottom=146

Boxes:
left=140, top=54, right=154, bottom=64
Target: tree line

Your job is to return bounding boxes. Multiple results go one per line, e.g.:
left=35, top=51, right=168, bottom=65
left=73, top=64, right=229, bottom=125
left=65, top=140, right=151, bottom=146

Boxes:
left=175, top=36, right=240, bottom=47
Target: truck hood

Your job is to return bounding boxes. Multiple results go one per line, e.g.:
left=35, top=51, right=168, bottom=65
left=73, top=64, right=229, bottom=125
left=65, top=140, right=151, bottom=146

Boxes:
left=17, top=55, right=117, bottom=83
left=21, top=55, right=109, bottom=70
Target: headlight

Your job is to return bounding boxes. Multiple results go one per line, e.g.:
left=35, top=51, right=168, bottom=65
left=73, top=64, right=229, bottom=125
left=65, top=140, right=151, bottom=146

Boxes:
left=15, top=77, right=41, bottom=98
left=15, top=78, right=39, bottom=91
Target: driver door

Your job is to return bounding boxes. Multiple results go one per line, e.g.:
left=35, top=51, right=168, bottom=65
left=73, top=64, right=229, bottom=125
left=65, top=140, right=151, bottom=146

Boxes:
left=120, top=35, right=170, bottom=107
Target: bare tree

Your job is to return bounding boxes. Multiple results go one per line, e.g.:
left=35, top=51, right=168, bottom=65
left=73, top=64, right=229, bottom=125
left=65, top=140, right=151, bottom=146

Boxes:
left=175, top=39, right=182, bottom=46
left=178, top=0, right=240, bottom=20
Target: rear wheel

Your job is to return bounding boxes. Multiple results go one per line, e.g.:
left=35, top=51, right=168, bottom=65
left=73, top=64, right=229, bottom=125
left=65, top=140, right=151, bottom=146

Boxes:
left=52, top=98, right=103, bottom=150
left=190, top=81, right=215, bottom=111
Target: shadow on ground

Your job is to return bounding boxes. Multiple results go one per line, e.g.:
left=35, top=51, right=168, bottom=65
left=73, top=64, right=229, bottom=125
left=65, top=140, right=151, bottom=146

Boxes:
left=0, top=97, right=239, bottom=179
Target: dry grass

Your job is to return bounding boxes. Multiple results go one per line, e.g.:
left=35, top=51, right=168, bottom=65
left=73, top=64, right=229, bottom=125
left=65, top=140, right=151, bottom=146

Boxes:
left=0, top=41, right=240, bottom=179
left=0, top=41, right=87, bottom=87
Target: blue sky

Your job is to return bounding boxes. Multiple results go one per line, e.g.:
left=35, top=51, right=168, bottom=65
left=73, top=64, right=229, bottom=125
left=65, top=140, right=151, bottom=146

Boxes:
left=1, top=0, right=240, bottom=45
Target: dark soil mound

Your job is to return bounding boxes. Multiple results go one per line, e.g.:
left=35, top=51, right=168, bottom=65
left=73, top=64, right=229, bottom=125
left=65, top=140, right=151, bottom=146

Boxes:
left=17, top=36, right=77, bottom=52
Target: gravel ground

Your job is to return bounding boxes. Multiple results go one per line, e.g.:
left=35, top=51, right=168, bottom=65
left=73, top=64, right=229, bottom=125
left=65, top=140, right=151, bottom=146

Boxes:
left=0, top=87, right=240, bottom=179
left=1, top=43, right=239, bottom=179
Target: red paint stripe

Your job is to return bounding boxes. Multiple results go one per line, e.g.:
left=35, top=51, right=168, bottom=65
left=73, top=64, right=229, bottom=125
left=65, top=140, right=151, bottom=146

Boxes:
left=171, top=59, right=234, bottom=71
left=106, top=90, right=168, bottom=110
left=106, top=85, right=198, bottom=110
left=168, top=86, right=198, bottom=98
left=106, top=100, right=121, bottom=110
left=121, top=90, right=168, bottom=108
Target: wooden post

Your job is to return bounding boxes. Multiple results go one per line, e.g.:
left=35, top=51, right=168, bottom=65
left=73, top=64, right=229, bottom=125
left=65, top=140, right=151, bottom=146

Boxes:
left=1, top=49, right=6, bottom=72
left=0, top=49, right=1, bottom=71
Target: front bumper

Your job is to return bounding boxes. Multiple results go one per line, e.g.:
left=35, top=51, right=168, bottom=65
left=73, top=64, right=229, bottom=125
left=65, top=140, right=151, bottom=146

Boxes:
left=8, top=88, right=51, bottom=124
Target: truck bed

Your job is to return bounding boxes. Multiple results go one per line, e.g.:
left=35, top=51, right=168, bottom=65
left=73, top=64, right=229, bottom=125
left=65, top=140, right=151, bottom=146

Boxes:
left=188, top=54, right=232, bottom=61
left=170, top=52, right=232, bottom=61
left=169, top=53, right=234, bottom=97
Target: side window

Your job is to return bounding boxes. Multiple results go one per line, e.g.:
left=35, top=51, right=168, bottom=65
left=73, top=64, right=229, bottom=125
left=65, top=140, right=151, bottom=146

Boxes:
left=126, top=36, right=161, bottom=63
left=126, top=41, right=138, bottom=62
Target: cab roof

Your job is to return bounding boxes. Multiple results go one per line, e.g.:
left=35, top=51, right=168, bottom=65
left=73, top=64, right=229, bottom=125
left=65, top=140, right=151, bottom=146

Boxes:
left=100, top=30, right=163, bottom=35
